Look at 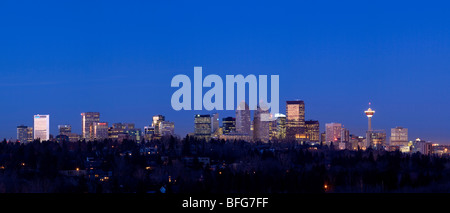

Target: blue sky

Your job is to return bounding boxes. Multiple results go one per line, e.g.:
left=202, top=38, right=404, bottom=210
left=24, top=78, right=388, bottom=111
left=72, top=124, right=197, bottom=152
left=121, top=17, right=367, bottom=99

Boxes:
left=1, top=1, right=450, bottom=143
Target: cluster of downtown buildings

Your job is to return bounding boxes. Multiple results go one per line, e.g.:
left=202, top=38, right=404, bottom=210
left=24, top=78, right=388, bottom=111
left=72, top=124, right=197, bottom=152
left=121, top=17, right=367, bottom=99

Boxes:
left=193, top=100, right=447, bottom=156
left=16, top=113, right=175, bottom=143
left=13, top=100, right=449, bottom=156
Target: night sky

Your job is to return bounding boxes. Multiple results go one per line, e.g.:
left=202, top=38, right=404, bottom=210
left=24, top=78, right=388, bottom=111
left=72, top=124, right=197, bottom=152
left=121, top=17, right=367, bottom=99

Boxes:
left=1, top=1, right=450, bottom=143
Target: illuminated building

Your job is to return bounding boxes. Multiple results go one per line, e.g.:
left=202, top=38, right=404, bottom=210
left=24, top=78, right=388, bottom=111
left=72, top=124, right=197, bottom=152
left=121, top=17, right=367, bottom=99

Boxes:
left=26, top=127, right=33, bottom=143
left=17, top=125, right=28, bottom=143
left=340, top=127, right=349, bottom=142
left=413, top=138, right=432, bottom=155
left=152, top=115, right=165, bottom=136
left=34, top=114, right=50, bottom=142
left=144, top=126, right=155, bottom=141
left=390, top=127, right=408, bottom=146
left=269, top=113, right=286, bottom=141
left=253, top=106, right=270, bottom=143
left=160, top=121, right=175, bottom=136
left=219, top=133, right=251, bottom=141
left=305, top=120, right=320, bottom=142
left=58, top=125, right=72, bottom=136
left=235, top=101, right=251, bottom=135
left=81, top=112, right=100, bottom=141
left=212, top=113, right=219, bottom=133
left=194, top=114, right=211, bottom=140
left=127, top=128, right=142, bottom=142
left=367, top=130, right=386, bottom=149
left=109, top=123, right=142, bottom=141
left=325, top=123, right=341, bottom=144
left=286, top=100, right=305, bottom=140
left=320, top=132, right=326, bottom=144
left=93, top=122, right=109, bottom=140
left=350, top=135, right=365, bottom=150
left=222, top=117, right=236, bottom=134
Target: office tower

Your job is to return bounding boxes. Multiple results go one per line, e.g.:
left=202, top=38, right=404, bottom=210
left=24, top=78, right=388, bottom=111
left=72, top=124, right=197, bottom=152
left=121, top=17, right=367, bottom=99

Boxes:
left=253, top=106, right=270, bottom=142
left=127, top=128, right=142, bottom=142
left=108, top=123, right=136, bottom=141
left=390, top=127, right=408, bottom=146
left=235, top=101, right=251, bottom=135
left=340, top=127, right=349, bottom=142
left=67, top=133, right=80, bottom=142
left=269, top=113, right=286, bottom=140
left=325, top=123, right=341, bottom=143
left=413, top=138, right=432, bottom=155
left=350, top=135, right=365, bottom=150
left=367, top=130, right=386, bottom=149
left=305, top=120, right=320, bottom=142
left=34, top=114, right=50, bottom=142
left=26, top=127, right=33, bottom=143
left=17, top=125, right=28, bottom=143
left=144, top=126, right=155, bottom=141
left=222, top=117, right=236, bottom=134
left=159, top=121, right=175, bottom=136
left=320, top=132, right=326, bottom=144
left=58, top=125, right=72, bottom=136
left=211, top=113, right=219, bottom=133
left=194, top=114, right=211, bottom=140
left=152, top=115, right=165, bottom=136
left=93, top=122, right=109, bottom=140
left=81, top=112, right=100, bottom=140
left=286, top=100, right=306, bottom=140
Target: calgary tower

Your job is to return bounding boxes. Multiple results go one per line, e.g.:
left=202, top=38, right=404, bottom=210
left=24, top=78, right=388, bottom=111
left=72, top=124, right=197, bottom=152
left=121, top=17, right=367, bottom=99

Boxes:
left=364, top=102, right=375, bottom=131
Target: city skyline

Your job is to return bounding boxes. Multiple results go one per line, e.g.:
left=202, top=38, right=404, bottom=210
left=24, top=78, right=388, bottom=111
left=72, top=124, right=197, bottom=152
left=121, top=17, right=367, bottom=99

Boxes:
left=7, top=100, right=443, bottom=146
left=2, top=1, right=450, bottom=143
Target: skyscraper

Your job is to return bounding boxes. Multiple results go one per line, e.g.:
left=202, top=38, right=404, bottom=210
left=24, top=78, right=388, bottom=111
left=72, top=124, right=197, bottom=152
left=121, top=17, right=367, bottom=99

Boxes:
left=34, top=114, right=50, bottom=142
left=269, top=113, right=286, bottom=141
left=26, top=127, right=33, bottom=143
left=286, top=100, right=305, bottom=140
left=194, top=114, right=212, bottom=140
left=235, top=101, right=251, bottom=135
left=17, top=125, right=28, bottom=143
left=211, top=113, right=219, bottom=133
left=81, top=112, right=100, bottom=141
left=325, top=123, right=341, bottom=144
left=253, top=106, right=270, bottom=142
left=58, top=125, right=72, bottom=136
left=152, top=115, right=165, bottom=136
left=93, top=122, right=109, bottom=140
left=367, top=130, right=386, bottom=149
left=222, top=117, right=236, bottom=134
left=305, top=120, right=320, bottom=142
left=390, top=127, right=408, bottom=146
left=160, top=121, right=175, bottom=136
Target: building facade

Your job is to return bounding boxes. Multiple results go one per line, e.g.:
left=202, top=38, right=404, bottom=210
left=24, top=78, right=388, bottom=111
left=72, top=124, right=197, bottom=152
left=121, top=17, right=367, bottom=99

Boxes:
left=253, top=106, right=270, bottom=142
left=93, top=122, right=109, bottom=140
left=286, top=100, right=306, bottom=140
left=325, top=123, right=341, bottom=144
left=305, top=120, right=320, bottom=142
left=159, top=121, right=175, bottom=136
left=17, top=125, right=29, bottom=143
left=81, top=112, right=100, bottom=141
left=390, top=127, right=408, bottom=146
left=235, top=101, right=251, bottom=135
left=222, top=117, right=236, bottom=134
left=34, top=114, right=50, bottom=142
left=194, top=114, right=211, bottom=140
